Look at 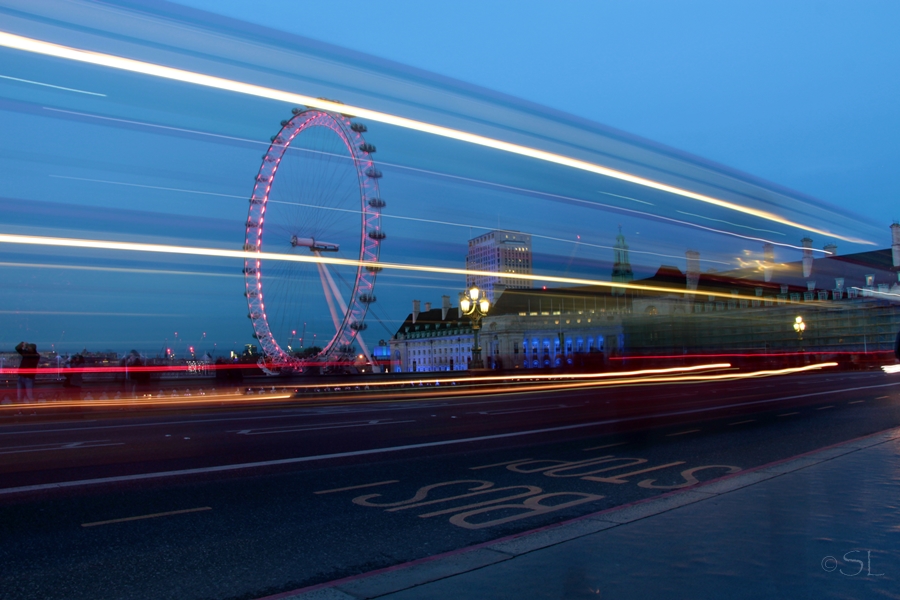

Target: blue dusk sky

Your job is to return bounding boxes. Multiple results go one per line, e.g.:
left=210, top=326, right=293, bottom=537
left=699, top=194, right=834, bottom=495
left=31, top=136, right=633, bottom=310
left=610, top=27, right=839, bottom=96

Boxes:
left=0, top=0, right=897, bottom=355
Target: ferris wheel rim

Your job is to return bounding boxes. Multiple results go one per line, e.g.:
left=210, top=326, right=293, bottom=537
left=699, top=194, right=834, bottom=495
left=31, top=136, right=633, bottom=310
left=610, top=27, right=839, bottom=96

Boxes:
left=243, top=108, right=383, bottom=367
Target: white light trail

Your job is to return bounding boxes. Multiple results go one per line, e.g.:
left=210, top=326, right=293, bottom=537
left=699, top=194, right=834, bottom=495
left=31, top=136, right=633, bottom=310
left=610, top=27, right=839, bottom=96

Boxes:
left=0, top=261, right=238, bottom=278
left=45, top=110, right=826, bottom=256
left=49, top=174, right=729, bottom=265
left=0, top=232, right=763, bottom=301
left=597, top=191, right=654, bottom=206
left=0, top=31, right=869, bottom=244
left=0, top=310, right=185, bottom=317
left=0, top=73, right=105, bottom=96
left=677, top=210, right=786, bottom=237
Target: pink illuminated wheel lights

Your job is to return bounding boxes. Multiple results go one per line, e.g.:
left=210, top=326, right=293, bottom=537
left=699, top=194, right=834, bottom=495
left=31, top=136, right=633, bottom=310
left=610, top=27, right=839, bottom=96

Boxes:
left=244, top=109, right=384, bottom=370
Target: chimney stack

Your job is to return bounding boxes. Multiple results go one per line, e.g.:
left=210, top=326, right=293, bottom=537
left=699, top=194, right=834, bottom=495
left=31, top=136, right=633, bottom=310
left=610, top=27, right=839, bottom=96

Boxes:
left=685, top=250, right=699, bottom=306
left=892, top=222, right=900, bottom=268
left=424, top=302, right=432, bottom=312
left=801, top=237, right=813, bottom=278
left=763, top=243, right=775, bottom=282
left=441, top=295, right=450, bottom=320
left=412, top=300, right=420, bottom=324
left=824, top=243, right=837, bottom=256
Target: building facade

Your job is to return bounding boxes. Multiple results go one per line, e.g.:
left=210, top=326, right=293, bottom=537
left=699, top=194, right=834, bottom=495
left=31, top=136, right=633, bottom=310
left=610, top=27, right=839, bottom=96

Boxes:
left=389, top=297, right=475, bottom=372
left=466, top=230, right=532, bottom=302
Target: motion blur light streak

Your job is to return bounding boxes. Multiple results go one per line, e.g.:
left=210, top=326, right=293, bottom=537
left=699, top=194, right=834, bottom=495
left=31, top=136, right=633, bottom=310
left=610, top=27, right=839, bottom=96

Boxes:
left=293, top=363, right=734, bottom=389
left=0, top=30, right=870, bottom=243
left=0, top=232, right=793, bottom=301
left=43, top=112, right=823, bottom=256
left=46, top=169, right=797, bottom=264
left=597, top=191, right=654, bottom=206
left=0, top=363, right=836, bottom=413
left=0, top=261, right=238, bottom=278
left=0, top=73, right=106, bottom=95
left=676, top=210, right=786, bottom=236
left=0, top=311, right=185, bottom=317
left=49, top=175, right=248, bottom=200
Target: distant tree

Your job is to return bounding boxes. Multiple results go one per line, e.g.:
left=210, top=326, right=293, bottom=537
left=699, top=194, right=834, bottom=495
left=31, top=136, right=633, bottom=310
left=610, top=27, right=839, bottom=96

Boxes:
left=292, top=346, right=322, bottom=359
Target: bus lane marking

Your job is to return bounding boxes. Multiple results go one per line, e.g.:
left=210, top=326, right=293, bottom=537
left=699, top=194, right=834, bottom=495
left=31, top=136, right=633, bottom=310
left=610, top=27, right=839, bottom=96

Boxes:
left=470, top=453, right=741, bottom=488
left=317, top=478, right=604, bottom=531
left=448, top=493, right=606, bottom=530
left=637, top=465, right=742, bottom=489
left=580, top=462, right=687, bottom=484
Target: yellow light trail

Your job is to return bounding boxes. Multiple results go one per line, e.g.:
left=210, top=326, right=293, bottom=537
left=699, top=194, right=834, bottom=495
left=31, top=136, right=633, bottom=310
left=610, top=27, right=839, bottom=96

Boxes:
left=289, top=362, right=734, bottom=391
left=0, top=31, right=869, bottom=244
left=0, top=232, right=789, bottom=301
left=0, top=362, right=837, bottom=412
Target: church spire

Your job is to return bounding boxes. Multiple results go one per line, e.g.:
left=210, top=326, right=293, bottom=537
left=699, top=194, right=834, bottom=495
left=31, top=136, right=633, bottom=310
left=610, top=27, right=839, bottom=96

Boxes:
left=611, top=225, right=633, bottom=295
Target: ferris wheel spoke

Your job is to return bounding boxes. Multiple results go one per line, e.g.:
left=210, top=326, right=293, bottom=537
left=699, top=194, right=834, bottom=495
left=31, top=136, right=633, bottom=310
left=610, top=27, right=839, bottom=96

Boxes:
left=317, top=260, right=343, bottom=335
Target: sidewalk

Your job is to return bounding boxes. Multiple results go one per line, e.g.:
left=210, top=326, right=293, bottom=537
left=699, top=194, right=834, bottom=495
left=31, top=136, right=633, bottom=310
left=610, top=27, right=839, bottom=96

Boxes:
left=278, top=426, right=900, bottom=600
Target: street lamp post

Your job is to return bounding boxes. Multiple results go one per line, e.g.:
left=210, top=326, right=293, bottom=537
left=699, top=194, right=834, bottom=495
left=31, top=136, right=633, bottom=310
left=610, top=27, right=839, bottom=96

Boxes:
left=793, top=316, right=806, bottom=340
left=459, top=286, right=491, bottom=370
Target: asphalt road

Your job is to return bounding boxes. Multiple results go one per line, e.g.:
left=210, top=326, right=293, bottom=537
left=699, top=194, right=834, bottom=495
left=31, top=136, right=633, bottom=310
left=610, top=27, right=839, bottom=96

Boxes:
left=1, top=369, right=899, bottom=599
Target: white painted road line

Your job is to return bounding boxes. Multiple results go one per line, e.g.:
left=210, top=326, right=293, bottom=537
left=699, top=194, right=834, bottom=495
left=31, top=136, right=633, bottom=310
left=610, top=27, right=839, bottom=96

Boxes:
left=81, top=506, right=211, bottom=527
left=470, top=405, right=569, bottom=416
left=314, top=480, right=399, bottom=495
left=729, top=420, right=756, bottom=426
left=470, top=458, right=533, bottom=470
left=0, top=441, right=124, bottom=455
left=3, top=381, right=897, bottom=496
left=583, top=442, right=628, bottom=451
left=233, top=419, right=415, bottom=436
left=666, top=429, right=700, bottom=437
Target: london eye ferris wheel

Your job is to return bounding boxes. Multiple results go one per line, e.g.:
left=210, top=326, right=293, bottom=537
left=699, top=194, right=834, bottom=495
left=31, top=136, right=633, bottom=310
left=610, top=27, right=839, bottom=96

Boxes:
left=243, top=107, right=385, bottom=370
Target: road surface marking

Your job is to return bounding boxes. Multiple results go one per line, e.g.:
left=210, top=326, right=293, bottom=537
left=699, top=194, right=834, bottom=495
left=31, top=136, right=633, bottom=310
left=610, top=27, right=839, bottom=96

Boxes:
left=729, top=420, right=755, bottom=426
left=666, top=429, right=700, bottom=437
left=778, top=412, right=800, bottom=417
left=0, top=441, right=123, bottom=455
left=470, top=405, right=569, bottom=416
left=848, top=400, right=865, bottom=404
left=81, top=506, right=211, bottom=527
left=817, top=405, right=835, bottom=410
left=470, top=458, right=532, bottom=470
left=6, top=381, right=900, bottom=496
left=583, top=442, right=627, bottom=451
left=314, top=480, right=399, bottom=495
left=233, top=419, right=415, bottom=435
left=875, top=396, right=889, bottom=400
left=583, top=461, right=686, bottom=484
